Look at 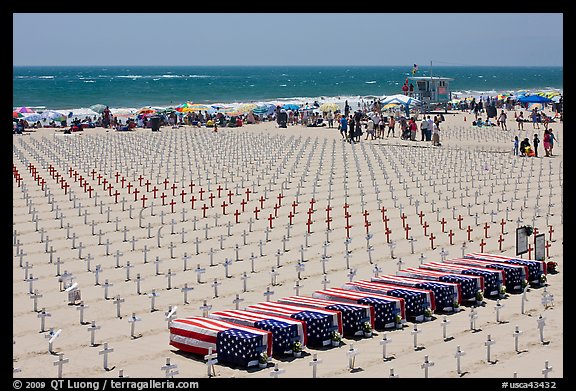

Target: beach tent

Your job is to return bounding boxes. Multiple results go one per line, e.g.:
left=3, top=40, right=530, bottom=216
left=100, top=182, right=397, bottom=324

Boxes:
left=380, top=94, right=421, bottom=117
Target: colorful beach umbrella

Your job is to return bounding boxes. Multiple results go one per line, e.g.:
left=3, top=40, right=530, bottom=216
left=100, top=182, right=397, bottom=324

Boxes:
left=281, top=103, right=300, bottom=111
left=40, top=110, right=66, bottom=121
left=13, top=111, right=23, bottom=118
left=90, top=104, right=107, bottom=114
left=319, top=102, right=339, bottom=112
left=176, top=102, right=209, bottom=113
left=137, top=107, right=156, bottom=115
left=17, top=107, right=35, bottom=114
left=237, top=103, right=258, bottom=114
left=22, top=113, right=42, bottom=122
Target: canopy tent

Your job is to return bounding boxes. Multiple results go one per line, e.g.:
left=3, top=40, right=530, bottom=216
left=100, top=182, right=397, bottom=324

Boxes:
left=517, top=95, right=552, bottom=104
left=380, top=94, right=421, bottom=117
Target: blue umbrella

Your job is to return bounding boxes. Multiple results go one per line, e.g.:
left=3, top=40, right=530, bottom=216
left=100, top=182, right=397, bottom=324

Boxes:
left=281, top=103, right=300, bottom=110
left=517, top=95, right=552, bottom=103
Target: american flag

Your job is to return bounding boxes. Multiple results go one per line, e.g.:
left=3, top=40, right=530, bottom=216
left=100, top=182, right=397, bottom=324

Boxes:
left=209, top=310, right=306, bottom=355
left=445, top=258, right=527, bottom=292
left=169, top=317, right=272, bottom=367
left=465, top=252, right=546, bottom=283
left=313, top=288, right=405, bottom=329
left=343, top=280, right=430, bottom=320
left=278, top=295, right=373, bottom=336
left=246, top=302, right=340, bottom=347
left=372, top=275, right=459, bottom=311
left=421, top=261, right=503, bottom=297
left=397, top=267, right=481, bottom=302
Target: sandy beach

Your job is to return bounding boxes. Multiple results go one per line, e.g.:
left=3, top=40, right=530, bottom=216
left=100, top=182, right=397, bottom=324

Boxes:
left=12, top=110, right=563, bottom=380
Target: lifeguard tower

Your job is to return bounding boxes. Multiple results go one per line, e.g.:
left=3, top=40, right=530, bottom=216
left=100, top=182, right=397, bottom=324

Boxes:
left=408, top=76, right=453, bottom=113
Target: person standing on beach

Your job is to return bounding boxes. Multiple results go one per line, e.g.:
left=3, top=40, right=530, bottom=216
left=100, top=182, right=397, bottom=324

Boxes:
left=498, top=110, right=507, bottom=130
left=387, top=115, right=395, bottom=137
left=548, top=128, right=557, bottom=156
left=513, top=136, right=519, bottom=156
left=531, top=108, right=540, bottom=129
left=432, top=118, right=441, bottom=146
left=365, top=116, right=375, bottom=140
left=542, top=129, right=551, bottom=157
left=339, top=114, right=348, bottom=141
left=326, top=111, right=334, bottom=128
left=516, top=111, right=524, bottom=131
left=420, top=116, right=428, bottom=141
left=348, top=115, right=355, bottom=143
left=533, top=133, right=540, bottom=157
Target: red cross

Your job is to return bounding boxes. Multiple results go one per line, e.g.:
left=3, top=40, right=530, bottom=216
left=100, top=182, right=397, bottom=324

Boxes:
left=133, top=187, right=140, bottom=202
left=277, top=193, right=284, bottom=207
left=479, top=238, right=486, bottom=252
left=245, top=188, right=251, bottom=201
left=527, top=243, right=533, bottom=260
left=545, top=240, right=551, bottom=258
left=423, top=221, right=429, bottom=236
left=418, top=211, right=425, bottom=225
left=190, top=195, right=197, bottom=209
left=234, top=209, right=241, bottom=224
left=288, top=211, right=294, bottom=225
left=201, top=204, right=209, bottom=218
left=87, top=186, right=94, bottom=198
left=120, top=177, right=126, bottom=188
left=467, top=225, right=473, bottom=241
left=227, top=190, right=234, bottom=204
left=345, top=223, right=352, bottom=239
left=306, top=218, right=313, bottom=233
left=199, top=188, right=205, bottom=201
left=429, top=232, right=436, bottom=249
left=500, top=219, right=506, bottom=235
left=163, top=178, right=170, bottom=190
left=383, top=215, right=390, bottom=230
left=171, top=183, right=178, bottom=196
left=307, top=208, right=314, bottom=221
left=79, top=175, right=85, bottom=187
left=102, top=178, right=108, bottom=190
left=217, top=185, right=223, bottom=198
left=548, top=225, right=554, bottom=241
left=363, top=210, right=370, bottom=222
left=292, top=201, right=298, bottom=215
left=96, top=174, right=103, bottom=186
left=62, top=181, right=70, bottom=194
left=254, top=206, right=260, bottom=220
left=385, top=227, right=392, bottom=243
left=107, top=184, right=113, bottom=196
left=381, top=207, right=387, bottom=220
left=188, top=182, right=195, bottom=194
left=483, top=222, right=490, bottom=238
left=55, top=172, right=61, bottom=183
left=115, top=172, right=121, bottom=183
left=498, top=234, right=504, bottom=252
left=137, top=175, right=144, bottom=187
left=83, top=181, right=89, bottom=192
left=145, top=180, right=151, bottom=192
left=209, top=193, right=215, bottom=208
left=127, top=182, right=133, bottom=194
left=221, top=201, right=228, bottom=215
left=273, top=203, right=281, bottom=217
left=170, top=199, right=176, bottom=213
left=180, top=189, right=187, bottom=203
left=73, top=171, right=79, bottom=182
left=404, top=224, right=411, bottom=240
left=364, top=219, right=371, bottom=234
left=326, top=216, right=332, bottom=230
left=448, top=229, right=455, bottom=245
left=268, top=214, right=274, bottom=229
left=91, top=169, right=97, bottom=180
left=68, top=167, right=74, bottom=177
left=141, top=194, right=148, bottom=208
left=114, top=190, right=120, bottom=203
left=309, top=198, right=316, bottom=210
left=160, top=192, right=167, bottom=206
left=400, top=213, right=407, bottom=228
left=457, top=214, right=464, bottom=230
left=325, top=204, right=332, bottom=217
left=259, top=196, right=265, bottom=209
left=240, top=199, right=247, bottom=212
left=40, top=177, right=46, bottom=191
left=440, top=218, right=447, bottom=233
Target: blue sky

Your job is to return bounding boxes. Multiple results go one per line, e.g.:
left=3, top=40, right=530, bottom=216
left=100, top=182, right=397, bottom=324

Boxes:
left=13, top=13, right=563, bottom=66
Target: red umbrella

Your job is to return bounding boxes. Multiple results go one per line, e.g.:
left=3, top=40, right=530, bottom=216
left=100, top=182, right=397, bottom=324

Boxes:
left=13, top=111, right=23, bottom=118
left=17, top=107, right=35, bottom=113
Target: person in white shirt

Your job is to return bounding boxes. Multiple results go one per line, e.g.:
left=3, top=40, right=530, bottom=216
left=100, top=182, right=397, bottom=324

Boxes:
left=420, top=117, right=428, bottom=141
left=432, top=119, right=441, bottom=146
left=365, top=117, right=375, bottom=140
left=426, top=115, right=434, bottom=141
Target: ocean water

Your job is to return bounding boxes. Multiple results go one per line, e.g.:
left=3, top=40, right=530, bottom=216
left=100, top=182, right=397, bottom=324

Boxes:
left=13, top=65, right=563, bottom=114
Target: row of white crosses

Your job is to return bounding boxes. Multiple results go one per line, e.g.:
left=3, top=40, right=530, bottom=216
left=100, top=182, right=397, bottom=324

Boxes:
left=13, top=128, right=561, bottom=377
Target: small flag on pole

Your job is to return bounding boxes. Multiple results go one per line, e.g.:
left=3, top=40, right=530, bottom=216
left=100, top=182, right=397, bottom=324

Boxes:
left=412, top=64, right=418, bottom=75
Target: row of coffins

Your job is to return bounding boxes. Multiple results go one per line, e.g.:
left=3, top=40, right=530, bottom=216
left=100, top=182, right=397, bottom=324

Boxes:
left=169, top=253, right=547, bottom=367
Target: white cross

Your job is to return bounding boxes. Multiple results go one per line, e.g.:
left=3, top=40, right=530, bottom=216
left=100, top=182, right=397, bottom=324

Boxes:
left=195, top=264, right=206, bottom=283
left=53, top=353, right=69, bottom=378
left=148, top=289, right=160, bottom=312
left=346, top=344, right=359, bottom=370
left=165, top=305, right=178, bottom=328
left=455, top=345, right=466, bottom=374
left=38, top=308, right=51, bottom=332
left=113, top=295, right=125, bottom=318
left=441, top=315, right=451, bottom=340
left=211, top=279, right=222, bottom=298
left=321, top=274, right=330, bottom=290
left=223, top=258, right=233, bottom=278
left=347, top=268, right=356, bottom=282
left=542, top=360, right=553, bottom=378
left=204, top=347, right=218, bottom=377
left=166, top=269, right=176, bottom=289
left=537, top=315, right=546, bottom=343
left=485, top=334, right=496, bottom=363
left=181, top=283, right=194, bottom=304
left=233, top=294, right=244, bottom=310
left=421, top=355, right=434, bottom=378
left=128, top=313, right=142, bottom=338
left=469, top=308, right=478, bottom=330
left=102, top=279, right=113, bottom=300
left=46, top=328, right=62, bottom=353
left=309, top=353, right=322, bottom=378
left=295, top=262, right=305, bottom=280
left=494, top=300, right=505, bottom=323
left=263, top=287, right=274, bottom=301
left=380, top=332, right=392, bottom=360
left=30, top=289, right=42, bottom=313
left=200, top=300, right=212, bottom=317
left=88, top=320, right=101, bottom=346
left=373, top=264, right=382, bottom=278
left=99, top=342, right=114, bottom=370
left=161, top=358, right=179, bottom=378
left=513, top=325, right=523, bottom=352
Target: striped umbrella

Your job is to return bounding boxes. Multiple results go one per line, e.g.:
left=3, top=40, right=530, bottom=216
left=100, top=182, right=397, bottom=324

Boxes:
left=176, top=102, right=209, bottom=113
left=17, top=107, right=35, bottom=113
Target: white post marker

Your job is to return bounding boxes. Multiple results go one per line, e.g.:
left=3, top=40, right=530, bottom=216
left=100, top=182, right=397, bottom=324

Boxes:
left=542, top=361, right=553, bottom=378
left=113, top=295, right=125, bottom=318
left=200, top=300, right=212, bottom=317
left=30, top=289, right=42, bottom=313
left=195, top=264, right=206, bottom=284
left=165, top=306, right=177, bottom=328
left=99, top=342, right=114, bottom=371
left=455, top=345, right=466, bottom=375
left=233, top=294, right=244, bottom=310
left=309, top=353, right=322, bottom=378
left=485, top=334, right=495, bottom=363
left=46, top=328, right=62, bottom=354
left=469, top=308, right=478, bottom=331
left=204, top=347, right=218, bottom=378
left=322, top=274, right=330, bottom=290
left=128, top=313, right=142, bottom=338
left=38, top=308, right=51, bottom=332
left=411, top=324, right=422, bottom=349
left=270, top=363, right=285, bottom=378
left=53, top=353, right=69, bottom=378
left=181, top=283, right=194, bottom=304
left=211, top=279, right=222, bottom=298
left=166, top=269, right=176, bottom=290
left=521, top=285, right=529, bottom=314
left=513, top=325, right=523, bottom=353
left=264, top=286, right=274, bottom=302
left=148, top=289, right=160, bottom=312
left=441, top=315, right=451, bottom=340
left=421, top=355, right=434, bottom=378
left=380, top=332, right=392, bottom=360
left=347, top=268, right=356, bottom=282
left=346, top=344, right=359, bottom=370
